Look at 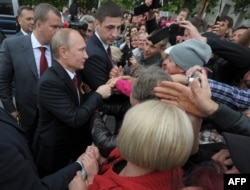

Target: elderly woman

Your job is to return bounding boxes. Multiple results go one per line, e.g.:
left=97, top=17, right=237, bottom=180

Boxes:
left=69, top=100, right=194, bottom=190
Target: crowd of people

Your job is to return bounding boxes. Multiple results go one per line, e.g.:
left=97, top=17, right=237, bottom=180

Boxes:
left=0, top=0, right=250, bottom=189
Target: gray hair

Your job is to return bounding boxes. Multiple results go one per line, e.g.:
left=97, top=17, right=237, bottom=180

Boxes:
left=34, top=3, right=61, bottom=26
left=132, top=66, right=172, bottom=102
left=79, top=14, right=95, bottom=24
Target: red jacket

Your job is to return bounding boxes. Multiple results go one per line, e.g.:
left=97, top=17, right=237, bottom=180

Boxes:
left=89, top=148, right=184, bottom=190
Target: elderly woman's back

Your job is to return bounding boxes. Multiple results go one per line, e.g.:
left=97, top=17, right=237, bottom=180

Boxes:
left=70, top=100, right=194, bottom=190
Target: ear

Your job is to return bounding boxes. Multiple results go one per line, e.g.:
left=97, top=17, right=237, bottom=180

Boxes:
left=60, top=46, right=68, bottom=59
left=95, top=19, right=100, bottom=28
left=18, top=16, right=21, bottom=23
left=36, top=20, right=43, bottom=31
left=130, top=95, right=139, bottom=106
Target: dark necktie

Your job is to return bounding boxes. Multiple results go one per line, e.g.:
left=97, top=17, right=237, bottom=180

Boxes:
left=73, top=75, right=80, bottom=104
left=39, top=47, right=48, bottom=76
left=107, top=46, right=113, bottom=66
left=73, top=75, right=78, bottom=90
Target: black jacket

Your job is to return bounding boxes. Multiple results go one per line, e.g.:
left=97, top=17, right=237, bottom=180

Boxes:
left=203, top=32, right=250, bottom=85
left=0, top=108, right=81, bottom=190
left=207, top=104, right=250, bottom=136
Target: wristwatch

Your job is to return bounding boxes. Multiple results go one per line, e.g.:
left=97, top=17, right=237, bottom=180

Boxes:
left=81, top=164, right=88, bottom=180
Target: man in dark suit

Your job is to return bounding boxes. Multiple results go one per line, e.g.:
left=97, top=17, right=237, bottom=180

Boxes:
left=16, top=5, right=34, bottom=36
left=81, top=1, right=123, bottom=90
left=81, top=1, right=129, bottom=129
left=33, top=28, right=112, bottom=177
left=0, top=3, right=62, bottom=144
left=0, top=107, right=88, bottom=190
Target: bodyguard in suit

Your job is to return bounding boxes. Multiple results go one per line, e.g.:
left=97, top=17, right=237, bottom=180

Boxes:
left=0, top=107, right=92, bottom=190
left=0, top=3, right=62, bottom=144
left=81, top=1, right=123, bottom=90
left=16, top=5, right=34, bottom=36
left=33, top=28, right=112, bottom=177
left=81, top=1, right=129, bottom=129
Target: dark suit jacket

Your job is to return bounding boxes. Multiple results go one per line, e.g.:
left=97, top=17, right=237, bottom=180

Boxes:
left=81, top=33, right=113, bottom=90
left=33, top=60, right=103, bottom=173
left=0, top=108, right=81, bottom=190
left=0, top=35, right=52, bottom=131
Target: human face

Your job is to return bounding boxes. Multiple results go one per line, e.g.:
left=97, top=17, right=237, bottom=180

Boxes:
left=230, top=28, right=247, bottom=43
left=139, top=25, right=146, bottom=33
left=131, top=36, right=138, bottom=48
left=18, top=9, right=34, bottom=33
left=143, top=40, right=162, bottom=60
left=95, top=16, right=122, bottom=45
left=66, top=32, right=88, bottom=72
left=85, top=22, right=94, bottom=39
left=137, top=34, right=147, bottom=49
left=177, top=11, right=188, bottom=21
left=212, top=20, right=230, bottom=39
left=162, top=55, right=184, bottom=74
left=130, top=27, right=138, bottom=34
left=36, top=10, right=62, bottom=45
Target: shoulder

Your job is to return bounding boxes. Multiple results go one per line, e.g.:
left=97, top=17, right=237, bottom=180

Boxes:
left=2, top=35, right=30, bottom=48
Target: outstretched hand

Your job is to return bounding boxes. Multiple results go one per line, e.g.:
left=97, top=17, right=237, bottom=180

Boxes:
left=154, top=70, right=218, bottom=117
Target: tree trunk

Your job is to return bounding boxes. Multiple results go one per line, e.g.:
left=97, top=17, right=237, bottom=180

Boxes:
left=197, top=0, right=210, bottom=18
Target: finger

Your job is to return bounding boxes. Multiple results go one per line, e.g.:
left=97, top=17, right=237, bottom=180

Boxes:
left=161, top=99, right=179, bottom=106
left=189, top=78, right=202, bottom=93
left=193, top=70, right=209, bottom=89
left=224, top=158, right=233, bottom=166
left=154, top=90, right=178, bottom=100
left=225, top=165, right=240, bottom=174
left=215, top=161, right=228, bottom=173
left=121, top=75, right=132, bottom=80
left=159, top=81, right=184, bottom=93
left=186, top=65, right=203, bottom=76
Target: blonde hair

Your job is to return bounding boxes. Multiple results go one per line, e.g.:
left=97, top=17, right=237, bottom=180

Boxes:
left=110, top=46, right=123, bottom=65
left=117, top=100, right=194, bottom=171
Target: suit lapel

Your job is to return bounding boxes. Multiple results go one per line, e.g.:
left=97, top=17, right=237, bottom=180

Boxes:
left=20, top=35, right=39, bottom=78
left=53, top=60, right=79, bottom=106
left=92, top=34, right=113, bottom=69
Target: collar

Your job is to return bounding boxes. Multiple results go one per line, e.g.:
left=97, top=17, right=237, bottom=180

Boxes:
left=95, top=31, right=109, bottom=51
left=31, top=33, right=51, bottom=50
left=65, top=69, right=76, bottom=80
left=20, top=28, right=29, bottom=35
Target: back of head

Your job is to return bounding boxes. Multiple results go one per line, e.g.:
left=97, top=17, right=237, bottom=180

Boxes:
left=34, top=3, right=61, bottom=26
left=117, top=100, right=194, bottom=170
left=132, top=66, right=172, bottom=102
left=94, top=0, right=122, bottom=22
left=189, top=16, right=208, bottom=33
left=164, top=39, right=212, bottom=71
left=79, top=14, right=95, bottom=24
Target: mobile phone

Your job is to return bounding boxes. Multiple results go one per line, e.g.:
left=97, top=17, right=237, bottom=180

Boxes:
left=169, top=24, right=185, bottom=36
